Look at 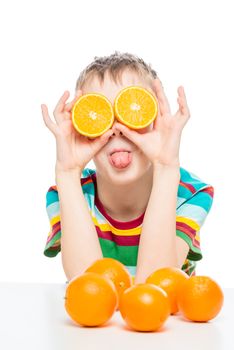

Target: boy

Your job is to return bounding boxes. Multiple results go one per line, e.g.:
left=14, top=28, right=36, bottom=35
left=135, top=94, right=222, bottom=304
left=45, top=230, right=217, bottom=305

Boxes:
left=41, top=52, right=214, bottom=284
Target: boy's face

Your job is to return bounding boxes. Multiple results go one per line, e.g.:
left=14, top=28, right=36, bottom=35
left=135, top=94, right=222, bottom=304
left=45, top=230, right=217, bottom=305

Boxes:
left=80, top=69, right=156, bottom=185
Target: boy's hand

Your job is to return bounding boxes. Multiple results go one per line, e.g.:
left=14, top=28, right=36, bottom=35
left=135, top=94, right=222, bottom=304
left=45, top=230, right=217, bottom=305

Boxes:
left=112, top=78, right=190, bottom=168
left=41, top=90, right=113, bottom=173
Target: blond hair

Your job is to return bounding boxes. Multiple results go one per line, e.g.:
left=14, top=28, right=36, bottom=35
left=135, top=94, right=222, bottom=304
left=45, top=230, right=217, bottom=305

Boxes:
left=75, top=51, right=158, bottom=91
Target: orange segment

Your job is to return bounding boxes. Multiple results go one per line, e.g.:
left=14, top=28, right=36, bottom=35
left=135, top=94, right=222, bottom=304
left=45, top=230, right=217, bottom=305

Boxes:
left=72, top=93, right=114, bottom=138
left=114, top=86, right=158, bottom=129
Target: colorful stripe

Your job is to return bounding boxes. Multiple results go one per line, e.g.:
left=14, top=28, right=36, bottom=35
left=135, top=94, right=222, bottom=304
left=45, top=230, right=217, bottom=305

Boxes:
left=44, top=166, right=214, bottom=276
left=179, top=180, right=197, bottom=194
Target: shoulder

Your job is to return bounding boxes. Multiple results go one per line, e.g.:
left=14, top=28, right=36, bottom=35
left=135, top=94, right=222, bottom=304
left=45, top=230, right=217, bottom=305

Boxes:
left=46, top=167, right=97, bottom=202
left=177, top=166, right=214, bottom=209
left=179, top=166, right=214, bottom=195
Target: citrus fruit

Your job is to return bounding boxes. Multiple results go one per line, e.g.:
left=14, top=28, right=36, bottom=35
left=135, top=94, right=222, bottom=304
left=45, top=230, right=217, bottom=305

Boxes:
left=64, top=272, right=118, bottom=326
left=146, top=267, right=189, bottom=314
left=119, top=283, right=170, bottom=332
left=114, top=85, right=158, bottom=129
left=177, top=276, right=224, bottom=322
left=85, top=257, right=132, bottom=308
left=72, top=93, right=114, bottom=138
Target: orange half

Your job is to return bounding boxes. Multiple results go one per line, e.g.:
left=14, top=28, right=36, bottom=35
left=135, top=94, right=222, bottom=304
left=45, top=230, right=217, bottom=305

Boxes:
left=114, top=86, right=158, bottom=129
left=72, top=93, right=114, bottom=138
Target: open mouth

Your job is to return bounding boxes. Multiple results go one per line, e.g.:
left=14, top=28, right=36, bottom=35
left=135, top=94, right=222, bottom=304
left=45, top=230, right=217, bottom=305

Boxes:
left=108, top=149, right=132, bottom=169
left=109, top=148, right=131, bottom=156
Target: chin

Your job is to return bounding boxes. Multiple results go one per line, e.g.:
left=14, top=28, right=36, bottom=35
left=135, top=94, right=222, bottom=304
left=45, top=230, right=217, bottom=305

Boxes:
left=108, top=166, right=143, bottom=186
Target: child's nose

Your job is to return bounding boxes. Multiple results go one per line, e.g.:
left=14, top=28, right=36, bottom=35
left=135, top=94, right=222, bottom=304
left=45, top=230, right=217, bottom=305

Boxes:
left=111, top=121, right=123, bottom=137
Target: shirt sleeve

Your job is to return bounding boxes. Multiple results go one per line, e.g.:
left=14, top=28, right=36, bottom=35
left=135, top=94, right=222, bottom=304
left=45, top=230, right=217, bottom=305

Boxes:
left=44, top=186, right=61, bottom=257
left=176, top=185, right=214, bottom=261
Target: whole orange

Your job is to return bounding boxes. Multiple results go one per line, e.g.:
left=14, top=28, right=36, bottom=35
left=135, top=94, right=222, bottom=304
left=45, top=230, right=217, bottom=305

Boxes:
left=85, top=258, right=132, bottom=307
left=64, top=272, right=118, bottom=326
left=119, top=283, right=170, bottom=332
left=177, top=276, right=224, bottom=322
left=146, top=267, right=189, bottom=314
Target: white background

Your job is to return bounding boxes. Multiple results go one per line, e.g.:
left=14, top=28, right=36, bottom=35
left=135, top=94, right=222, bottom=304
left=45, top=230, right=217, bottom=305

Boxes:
left=0, top=0, right=233, bottom=287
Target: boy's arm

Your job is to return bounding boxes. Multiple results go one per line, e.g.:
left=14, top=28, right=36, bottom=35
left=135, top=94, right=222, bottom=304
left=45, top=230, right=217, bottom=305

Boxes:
left=134, top=164, right=189, bottom=284
left=41, top=89, right=114, bottom=281
left=112, top=102, right=192, bottom=282
left=113, top=80, right=200, bottom=284
left=56, top=169, right=103, bottom=281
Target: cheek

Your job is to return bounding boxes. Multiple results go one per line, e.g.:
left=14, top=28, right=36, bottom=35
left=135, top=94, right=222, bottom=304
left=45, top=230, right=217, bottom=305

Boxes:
left=93, top=153, right=102, bottom=164
left=92, top=151, right=108, bottom=169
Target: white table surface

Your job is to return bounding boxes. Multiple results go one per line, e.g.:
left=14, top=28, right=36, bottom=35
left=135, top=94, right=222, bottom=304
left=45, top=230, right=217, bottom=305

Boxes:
left=0, top=282, right=233, bottom=350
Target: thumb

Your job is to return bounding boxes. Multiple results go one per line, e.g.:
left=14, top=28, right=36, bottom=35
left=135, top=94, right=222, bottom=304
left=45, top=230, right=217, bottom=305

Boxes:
left=90, top=129, right=114, bottom=154
left=113, top=123, right=142, bottom=148
left=65, top=89, right=83, bottom=112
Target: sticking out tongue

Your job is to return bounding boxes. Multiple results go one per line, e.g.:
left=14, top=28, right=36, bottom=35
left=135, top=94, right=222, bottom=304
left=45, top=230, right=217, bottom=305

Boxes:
left=109, top=151, right=132, bottom=169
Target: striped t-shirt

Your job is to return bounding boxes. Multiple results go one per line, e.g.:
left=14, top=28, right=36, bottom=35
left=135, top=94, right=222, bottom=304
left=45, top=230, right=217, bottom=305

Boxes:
left=44, top=166, right=214, bottom=278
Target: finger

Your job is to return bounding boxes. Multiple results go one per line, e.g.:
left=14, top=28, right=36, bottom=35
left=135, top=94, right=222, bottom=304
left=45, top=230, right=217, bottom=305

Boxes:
left=152, top=78, right=171, bottom=115
left=153, top=101, right=162, bottom=130
left=53, top=91, right=71, bottom=124
left=90, top=129, right=114, bottom=153
left=153, top=78, right=171, bottom=114
left=113, top=122, right=142, bottom=148
left=177, top=86, right=190, bottom=117
left=41, top=104, right=58, bottom=135
left=54, top=91, right=70, bottom=114
left=64, top=89, right=83, bottom=112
